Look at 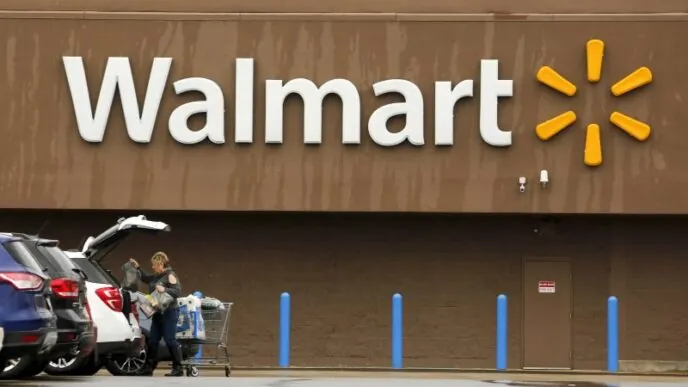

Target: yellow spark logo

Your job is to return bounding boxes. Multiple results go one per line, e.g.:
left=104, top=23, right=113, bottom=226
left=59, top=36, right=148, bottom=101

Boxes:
left=535, top=39, right=653, bottom=167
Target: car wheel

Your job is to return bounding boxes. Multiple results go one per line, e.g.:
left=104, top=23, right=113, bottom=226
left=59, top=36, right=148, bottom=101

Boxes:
left=1, top=356, right=48, bottom=379
left=2, top=357, right=22, bottom=378
left=43, top=353, right=89, bottom=375
left=1, top=357, right=33, bottom=379
left=105, top=348, right=149, bottom=376
left=72, top=355, right=102, bottom=376
left=17, top=358, right=49, bottom=378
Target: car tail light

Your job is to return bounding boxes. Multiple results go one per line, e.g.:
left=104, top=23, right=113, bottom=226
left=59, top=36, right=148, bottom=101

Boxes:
left=59, top=332, right=77, bottom=342
left=0, top=272, right=44, bottom=290
left=21, top=334, right=40, bottom=343
left=51, top=278, right=79, bottom=298
left=96, top=286, right=123, bottom=312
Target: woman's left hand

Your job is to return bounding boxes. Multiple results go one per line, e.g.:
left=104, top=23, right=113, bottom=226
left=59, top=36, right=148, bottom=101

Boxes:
left=155, top=284, right=166, bottom=293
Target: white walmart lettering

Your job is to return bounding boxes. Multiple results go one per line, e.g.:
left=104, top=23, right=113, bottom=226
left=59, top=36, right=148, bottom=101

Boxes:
left=62, top=57, right=514, bottom=147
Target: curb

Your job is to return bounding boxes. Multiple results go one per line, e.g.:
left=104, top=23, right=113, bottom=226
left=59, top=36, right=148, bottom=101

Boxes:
left=192, top=366, right=688, bottom=377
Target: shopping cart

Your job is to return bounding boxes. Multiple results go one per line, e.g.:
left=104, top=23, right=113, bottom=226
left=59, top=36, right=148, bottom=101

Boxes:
left=178, top=302, right=233, bottom=377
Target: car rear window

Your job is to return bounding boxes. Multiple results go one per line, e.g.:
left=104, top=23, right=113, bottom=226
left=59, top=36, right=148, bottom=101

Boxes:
left=3, top=242, right=45, bottom=273
left=71, top=258, right=118, bottom=286
left=29, top=245, right=79, bottom=277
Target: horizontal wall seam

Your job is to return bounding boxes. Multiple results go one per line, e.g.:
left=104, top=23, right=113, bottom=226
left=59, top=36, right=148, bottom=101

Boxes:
left=2, top=11, right=688, bottom=21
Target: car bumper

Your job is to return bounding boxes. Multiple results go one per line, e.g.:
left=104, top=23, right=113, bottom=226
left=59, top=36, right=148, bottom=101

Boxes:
left=2, top=327, right=58, bottom=358
left=46, top=329, right=96, bottom=359
left=98, top=336, right=142, bottom=357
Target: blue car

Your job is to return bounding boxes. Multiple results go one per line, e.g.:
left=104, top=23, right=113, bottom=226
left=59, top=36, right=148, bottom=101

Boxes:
left=0, top=234, right=58, bottom=377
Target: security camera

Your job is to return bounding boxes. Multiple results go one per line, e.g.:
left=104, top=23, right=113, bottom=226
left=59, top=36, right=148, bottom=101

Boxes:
left=519, top=177, right=527, bottom=193
left=540, top=170, right=549, bottom=188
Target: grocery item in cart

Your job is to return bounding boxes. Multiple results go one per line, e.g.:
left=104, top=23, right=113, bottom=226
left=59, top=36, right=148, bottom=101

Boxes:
left=176, top=295, right=206, bottom=340
left=201, top=297, right=225, bottom=310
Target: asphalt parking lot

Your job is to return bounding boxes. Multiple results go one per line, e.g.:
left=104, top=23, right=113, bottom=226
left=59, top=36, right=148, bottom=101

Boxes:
left=4, top=371, right=688, bottom=387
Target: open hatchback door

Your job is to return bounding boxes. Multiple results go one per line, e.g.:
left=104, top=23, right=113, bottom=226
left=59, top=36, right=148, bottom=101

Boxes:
left=81, top=215, right=171, bottom=263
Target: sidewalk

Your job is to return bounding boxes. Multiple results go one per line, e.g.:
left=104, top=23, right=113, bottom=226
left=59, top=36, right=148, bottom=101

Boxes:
left=144, top=368, right=688, bottom=382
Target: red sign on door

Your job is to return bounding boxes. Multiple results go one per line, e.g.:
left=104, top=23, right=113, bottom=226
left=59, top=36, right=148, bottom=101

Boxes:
left=538, top=280, right=556, bottom=293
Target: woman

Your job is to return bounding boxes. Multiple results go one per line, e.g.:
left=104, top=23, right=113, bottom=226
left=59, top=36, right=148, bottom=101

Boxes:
left=129, top=252, right=183, bottom=377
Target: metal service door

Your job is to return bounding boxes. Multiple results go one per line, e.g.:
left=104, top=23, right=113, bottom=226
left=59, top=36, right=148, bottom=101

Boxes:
left=523, top=259, right=572, bottom=369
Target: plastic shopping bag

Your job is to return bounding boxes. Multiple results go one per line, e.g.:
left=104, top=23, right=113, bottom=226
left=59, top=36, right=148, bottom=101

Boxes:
left=121, top=262, right=141, bottom=292
left=152, top=289, right=175, bottom=312
left=140, top=291, right=174, bottom=316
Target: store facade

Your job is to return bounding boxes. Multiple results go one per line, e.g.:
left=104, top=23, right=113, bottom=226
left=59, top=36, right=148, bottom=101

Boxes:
left=1, top=0, right=688, bottom=370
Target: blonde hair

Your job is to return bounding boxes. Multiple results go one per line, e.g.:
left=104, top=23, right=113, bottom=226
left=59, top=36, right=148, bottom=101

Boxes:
left=151, top=251, right=170, bottom=268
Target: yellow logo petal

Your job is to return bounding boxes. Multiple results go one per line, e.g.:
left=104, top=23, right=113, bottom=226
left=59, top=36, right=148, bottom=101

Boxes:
left=537, top=66, right=577, bottom=97
left=586, top=39, right=605, bottom=83
left=536, top=111, right=577, bottom=141
left=610, top=112, right=651, bottom=141
left=611, top=67, right=653, bottom=97
left=584, top=124, right=602, bottom=167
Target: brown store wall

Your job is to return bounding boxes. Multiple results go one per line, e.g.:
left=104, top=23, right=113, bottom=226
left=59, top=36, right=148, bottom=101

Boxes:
left=1, top=11, right=687, bottom=213
left=618, top=225, right=688, bottom=362
left=10, top=211, right=681, bottom=368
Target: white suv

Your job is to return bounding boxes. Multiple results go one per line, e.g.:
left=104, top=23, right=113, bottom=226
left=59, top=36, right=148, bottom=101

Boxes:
left=46, top=215, right=170, bottom=376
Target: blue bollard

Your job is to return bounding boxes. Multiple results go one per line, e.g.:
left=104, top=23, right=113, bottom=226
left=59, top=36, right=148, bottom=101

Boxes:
left=496, top=294, right=508, bottom=371
left=279, top=292, right=291, bottom=368
left=607, top=296, right=619, bottom=373
left=392, top=293, right=403, bottom=369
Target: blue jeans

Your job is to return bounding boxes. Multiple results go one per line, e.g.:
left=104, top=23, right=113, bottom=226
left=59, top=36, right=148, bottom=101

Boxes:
left=148, top=307, right=180, bottom=363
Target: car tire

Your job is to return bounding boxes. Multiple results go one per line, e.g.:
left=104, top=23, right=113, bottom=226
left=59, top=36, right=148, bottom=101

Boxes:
left=43, top=354, right=90, bottom=376
left=72, top=355, right=102, bottom=376
left=17, top=358, right=49, bottom=378
left=1, top=356, right=45, bottom=379
left=104, top=347, right=150, bottom=376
